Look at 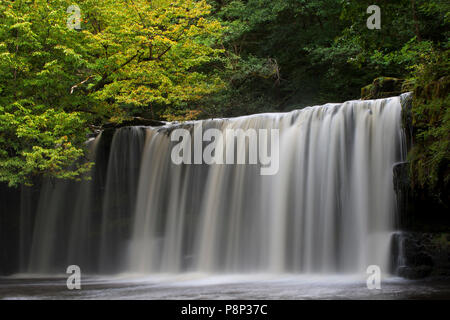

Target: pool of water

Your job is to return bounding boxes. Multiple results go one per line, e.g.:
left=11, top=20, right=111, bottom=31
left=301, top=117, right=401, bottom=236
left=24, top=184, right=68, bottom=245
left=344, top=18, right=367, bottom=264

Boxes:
left=1, top=274, right=450, bottom=300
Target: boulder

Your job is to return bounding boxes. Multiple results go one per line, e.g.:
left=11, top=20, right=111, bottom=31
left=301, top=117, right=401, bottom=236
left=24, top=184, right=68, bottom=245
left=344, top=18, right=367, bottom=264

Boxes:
left=393, top=232, right=450, bottom=279
left=361, top=77, right=406, bottom=100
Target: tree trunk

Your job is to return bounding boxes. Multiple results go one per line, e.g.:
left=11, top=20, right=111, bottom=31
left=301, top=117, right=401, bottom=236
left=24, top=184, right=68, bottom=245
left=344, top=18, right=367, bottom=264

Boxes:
left=411, top=0, right=422, bottom=42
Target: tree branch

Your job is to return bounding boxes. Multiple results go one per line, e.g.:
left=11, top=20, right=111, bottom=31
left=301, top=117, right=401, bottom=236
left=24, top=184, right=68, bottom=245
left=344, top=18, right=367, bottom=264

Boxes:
left=89, top=51, right=142, bottom=93
left=70, top=75, right=94, bottom=94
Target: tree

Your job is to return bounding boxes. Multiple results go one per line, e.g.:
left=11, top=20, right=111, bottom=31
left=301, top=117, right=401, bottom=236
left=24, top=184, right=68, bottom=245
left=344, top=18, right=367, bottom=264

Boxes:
left=0, top=0, right=225, bottom=186
left=202, top=0, right=448, bottom=116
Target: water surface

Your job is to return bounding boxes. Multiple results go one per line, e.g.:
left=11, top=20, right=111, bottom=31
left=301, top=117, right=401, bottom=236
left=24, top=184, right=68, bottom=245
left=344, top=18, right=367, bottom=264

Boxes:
left=1, top=275, right=449, bottom=300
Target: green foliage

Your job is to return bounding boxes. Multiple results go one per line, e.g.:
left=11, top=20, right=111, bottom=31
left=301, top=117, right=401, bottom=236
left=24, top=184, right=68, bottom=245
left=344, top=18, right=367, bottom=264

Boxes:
left=408, top=48, right=450, bottom=194
left=201, top=0, right=449, bottom=116
left=203, top=0, right=350, bottom=115
left=0, top=0, right=225, bottom=186
left=78, top=0, right=225, bottom=120
left=0, top=0, right=94, bottom=186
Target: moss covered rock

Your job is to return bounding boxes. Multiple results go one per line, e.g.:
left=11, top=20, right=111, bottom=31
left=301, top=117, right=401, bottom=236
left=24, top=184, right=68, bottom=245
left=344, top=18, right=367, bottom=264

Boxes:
left=361, top=77, right=407, bottom=100
left=415, top=75, right=450, bottom=101
left=393, top=232, right=450, bottom=279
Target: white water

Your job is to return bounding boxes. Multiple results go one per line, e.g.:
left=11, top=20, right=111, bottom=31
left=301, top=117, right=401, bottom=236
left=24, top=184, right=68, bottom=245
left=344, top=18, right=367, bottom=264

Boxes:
left=18, top=95, right=406, bottom=276
left=128, top=96, right=406, bottom=275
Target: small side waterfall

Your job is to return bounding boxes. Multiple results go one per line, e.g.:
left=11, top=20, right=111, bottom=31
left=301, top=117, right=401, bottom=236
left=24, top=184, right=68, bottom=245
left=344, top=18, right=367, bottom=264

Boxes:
left=27, top=134, right=103, bottom=274
left=17, top=96, right=406, bottom=276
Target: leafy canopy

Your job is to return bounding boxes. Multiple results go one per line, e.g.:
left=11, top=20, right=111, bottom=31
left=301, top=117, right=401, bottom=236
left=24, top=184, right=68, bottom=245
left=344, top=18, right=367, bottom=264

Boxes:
left=0, top=0, right=224, bottom=186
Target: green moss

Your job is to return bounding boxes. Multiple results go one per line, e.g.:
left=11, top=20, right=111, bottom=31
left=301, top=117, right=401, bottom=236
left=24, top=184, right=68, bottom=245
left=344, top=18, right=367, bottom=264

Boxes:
left=402, top=79, right=416, bottom=93
left=431, top=233, right=450, bottom=249
left=361, top=84, right=373, bottom=99
left=361, top=77, right=406, bottom=100
left=407, top=49, right=450, bottom=202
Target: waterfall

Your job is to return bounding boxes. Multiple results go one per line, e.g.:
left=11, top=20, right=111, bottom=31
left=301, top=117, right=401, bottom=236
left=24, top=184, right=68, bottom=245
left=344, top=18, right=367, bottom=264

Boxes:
left=99, top=127, right=146, bottom=273
left=20, top=95, right=406, bottom=276
left=27, top=134, right=104, bottom=274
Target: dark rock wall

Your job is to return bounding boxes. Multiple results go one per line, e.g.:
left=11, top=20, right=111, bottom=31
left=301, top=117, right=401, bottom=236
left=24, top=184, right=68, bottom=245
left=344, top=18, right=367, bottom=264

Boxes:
left=391, top=92, right=450, bottom=279
left=392, top=232, right=450, bottom=279
left=0, top=184, right=21, bottom=275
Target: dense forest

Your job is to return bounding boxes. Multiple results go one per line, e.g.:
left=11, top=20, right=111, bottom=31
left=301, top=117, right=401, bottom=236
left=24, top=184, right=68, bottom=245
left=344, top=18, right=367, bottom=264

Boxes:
left=0, top=0, right=448, bottom=203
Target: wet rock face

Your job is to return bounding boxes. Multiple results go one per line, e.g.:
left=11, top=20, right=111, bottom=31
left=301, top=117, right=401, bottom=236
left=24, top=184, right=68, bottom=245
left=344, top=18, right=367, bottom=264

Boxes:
left=393, top=232, right=450, bottom=279
left=0, top=184, right=21, bottom=275
left=397, top=233, right=433, bottom=279
left=393, top=162, right=409, bottom=229
left=397, top=265, right=433, bottom=279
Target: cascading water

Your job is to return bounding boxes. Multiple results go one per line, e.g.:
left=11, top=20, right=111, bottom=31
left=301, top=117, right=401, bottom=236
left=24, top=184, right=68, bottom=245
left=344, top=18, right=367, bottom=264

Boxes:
left=98, top=127, right=146, bottom=273
left=26, top=134, right=104, bottom=274
left=18, top=95, right=406, bottom=276
left=128, top=96, right=406, bottom=274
